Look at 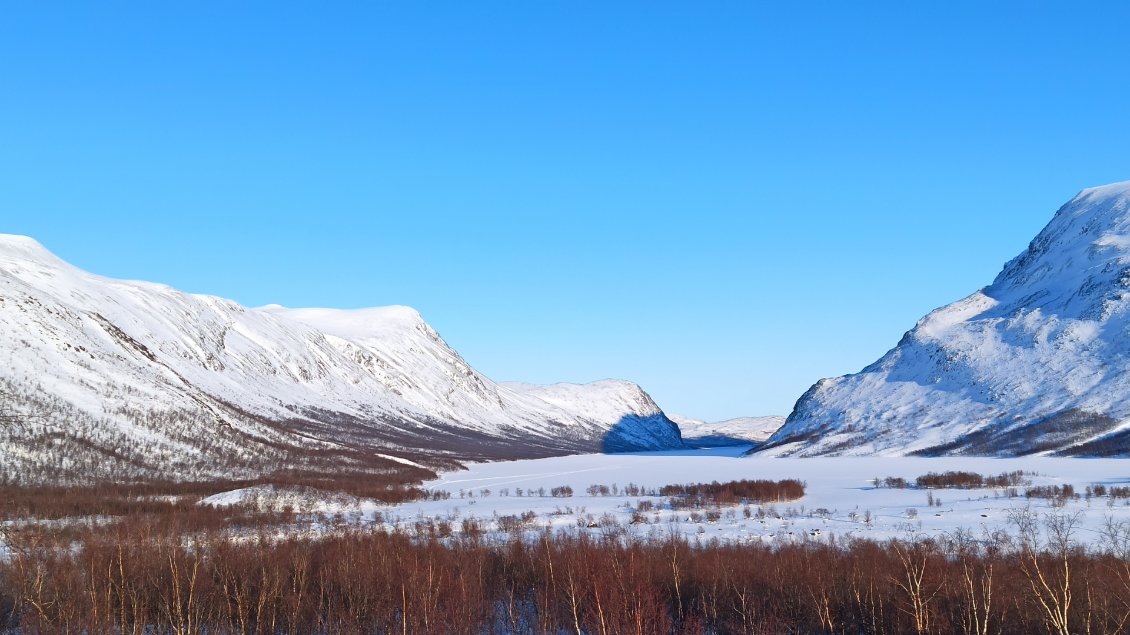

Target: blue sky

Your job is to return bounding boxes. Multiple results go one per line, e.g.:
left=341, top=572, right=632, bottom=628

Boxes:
left=3, top=3, right=1129, bottom=420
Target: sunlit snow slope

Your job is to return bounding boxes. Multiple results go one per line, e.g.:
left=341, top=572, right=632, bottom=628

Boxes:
left=765, top=180, right=1130, bottom=457
left=0, top=236, right=683, bottom=482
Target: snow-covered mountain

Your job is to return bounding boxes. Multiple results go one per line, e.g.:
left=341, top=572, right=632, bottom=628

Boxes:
left=669, top=414, right=783, bottom=446
left=503, top=381, right=683, bottom=452
left=763, top=180, right=1130, bottom=457
left=0, top=235, right=683, bottom=483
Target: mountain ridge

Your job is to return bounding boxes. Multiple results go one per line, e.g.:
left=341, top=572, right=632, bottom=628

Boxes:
left=0, top=235, right=684, bottom=484
left=668, top=414, right=784, bottom=446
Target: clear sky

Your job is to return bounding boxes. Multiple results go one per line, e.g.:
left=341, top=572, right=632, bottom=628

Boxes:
left=3, top=3, right=1130, bottom=420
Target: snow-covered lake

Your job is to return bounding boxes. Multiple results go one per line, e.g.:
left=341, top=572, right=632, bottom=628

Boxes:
left=382, top=446, right=1130, bottom=546
left=202, top=446, right=1130, bottom=547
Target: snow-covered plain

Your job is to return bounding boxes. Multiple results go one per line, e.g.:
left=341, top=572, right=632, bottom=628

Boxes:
left=210, top=448, right=1130, bottom=548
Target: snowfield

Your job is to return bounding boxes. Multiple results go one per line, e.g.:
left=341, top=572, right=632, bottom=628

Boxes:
left=207, top=448, right=1130, bottom=548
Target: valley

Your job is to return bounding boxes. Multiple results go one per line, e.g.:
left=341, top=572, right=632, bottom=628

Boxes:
left=6, top=4, right=1129, bottom=630
left=7, top=183, right=1130, bottom=635
left=203, top=446, right=1130, bottom=548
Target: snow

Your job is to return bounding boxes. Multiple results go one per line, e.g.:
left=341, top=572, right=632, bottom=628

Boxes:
left=375, top=453, right=428, bottom=470
left=772, top=180, right=1130, bottom=456
left=259, top=305, right=426, bottom=340
left=199, top=485, right=363, bottom=515
left=200, top=486, right=270, bottom=507
left=505, top=381, right=660, bottom=420
left=212, top=449, right=1130, bottom=548
left=670, top=414, right=784, bottom=444
left=1078, top=179, right=1130, bottom=201
left=0, top=235, right=684, bottom=481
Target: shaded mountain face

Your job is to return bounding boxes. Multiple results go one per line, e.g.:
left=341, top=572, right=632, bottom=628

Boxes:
left=0, top=236, right=683, bottom=483
left=763, top=181, right=1130, bottom=457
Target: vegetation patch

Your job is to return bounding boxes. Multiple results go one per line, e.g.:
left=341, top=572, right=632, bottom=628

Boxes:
left=661, top=478, right=805, bottom=510
left=876, top=470, right=1030, bottom=490
left=3, top=511, right=1129, bottom=635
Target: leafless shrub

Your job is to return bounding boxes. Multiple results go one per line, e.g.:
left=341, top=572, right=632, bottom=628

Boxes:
left=5, top=517, right=1130, bottom=634
left=662, top=478, right=805, bottom=510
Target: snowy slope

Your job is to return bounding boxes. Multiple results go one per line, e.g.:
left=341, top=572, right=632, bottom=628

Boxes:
left=503, top=381, right=683, bottom=451
left=0, top=236, right=684, bottom=482
left=763, top=180, right=1130, bottom=457
left=669, top=414, right=783, bottom=445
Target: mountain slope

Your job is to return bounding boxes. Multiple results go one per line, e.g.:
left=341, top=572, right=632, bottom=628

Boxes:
left=669, top=414, right=783, bottom=446
left=504, top=381, right=684, bottom=451
left=0, top=236, right=683, bottom=483
left=763, top=180, right=1130, bottom=457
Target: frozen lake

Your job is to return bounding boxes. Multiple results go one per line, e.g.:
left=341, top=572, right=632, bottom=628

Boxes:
left=384, top=446, right=1130, bottom=546
left=203, top=446, right=1130, bottom=547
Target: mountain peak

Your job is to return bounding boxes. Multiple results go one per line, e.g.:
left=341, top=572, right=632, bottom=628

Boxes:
left=980, top=179, right=1130, bottom=319
left=1076, top=179, right=1130, bottom=203
left=764, top=181, right=1130, bottom=457
left=257, top=305, right=427, bottom=339
left=0, top=234, right=60, bottom=262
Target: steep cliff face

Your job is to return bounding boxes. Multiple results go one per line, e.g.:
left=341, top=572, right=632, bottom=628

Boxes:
left=0, top=236, right=683, bottom=483
left=764, top=181, right=1130, bottom=457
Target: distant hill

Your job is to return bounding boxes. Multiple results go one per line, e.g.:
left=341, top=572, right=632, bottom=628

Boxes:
left=669, top=414, right=783, bottom=446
